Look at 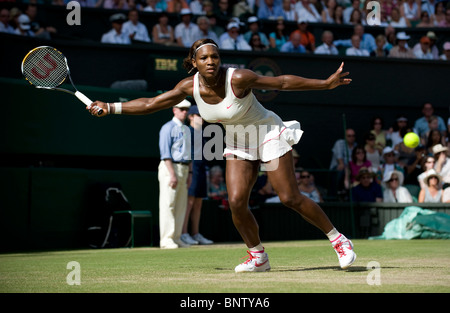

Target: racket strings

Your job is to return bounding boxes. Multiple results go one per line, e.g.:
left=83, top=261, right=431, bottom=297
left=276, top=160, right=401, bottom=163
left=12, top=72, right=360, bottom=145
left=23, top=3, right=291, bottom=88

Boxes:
left=22, top=47, right=68, bottom=88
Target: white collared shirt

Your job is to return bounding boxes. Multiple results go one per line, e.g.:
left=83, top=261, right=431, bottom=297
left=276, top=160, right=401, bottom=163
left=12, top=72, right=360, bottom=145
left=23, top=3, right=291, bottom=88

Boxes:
left=122, top=21, right=151, bottom=42
left=174, top=22, right=200, bottom=48
left=346, top=47, right=370, bottom=57
left=101, top=29, right=131, bottom=45
left=315, top=43, right=339, bottom=55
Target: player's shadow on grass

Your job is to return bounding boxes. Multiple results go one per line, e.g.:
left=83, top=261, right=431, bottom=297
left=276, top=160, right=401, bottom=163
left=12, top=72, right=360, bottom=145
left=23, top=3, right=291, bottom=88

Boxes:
left=275, top=265, right=399, bottom=272
left=275, top=266, right=368, bottom=272
left=214, top=266, right=369, bottom=272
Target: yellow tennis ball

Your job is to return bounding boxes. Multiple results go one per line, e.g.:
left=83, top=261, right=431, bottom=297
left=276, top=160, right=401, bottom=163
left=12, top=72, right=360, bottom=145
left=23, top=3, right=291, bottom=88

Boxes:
left=404, top=132, right=420, bottom=148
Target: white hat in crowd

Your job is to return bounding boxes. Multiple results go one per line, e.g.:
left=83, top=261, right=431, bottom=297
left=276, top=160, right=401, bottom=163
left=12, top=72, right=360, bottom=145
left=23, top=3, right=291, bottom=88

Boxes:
left=174, top=99, right=191, bottom=109
left=18, top=14, right=31, bottom=30
left=432, top=144, right=448, bottom=155
left=423, top=169, right=442, bottom=186
left=396, top=32, right=410, bottom=40
left=109, top=13, right=127, bottom=23
left=383, top=170, right=404, bottom=185
left=180, top=8, right=193, bottom=16
left=247, top=16, right=258, bottom=24
left=382, top=146, right=398, bottom=156
left=227, top=22, right=240, bottom=30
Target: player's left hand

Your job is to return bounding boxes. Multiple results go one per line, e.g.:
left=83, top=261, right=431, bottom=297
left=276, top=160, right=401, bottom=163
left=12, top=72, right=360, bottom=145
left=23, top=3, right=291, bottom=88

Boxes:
left=326, top=62, right=351, bottom=90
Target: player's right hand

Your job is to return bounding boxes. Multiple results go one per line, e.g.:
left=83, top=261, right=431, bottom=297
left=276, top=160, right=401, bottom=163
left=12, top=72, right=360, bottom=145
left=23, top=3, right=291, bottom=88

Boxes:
left=87, top=101, right=107, bottom=117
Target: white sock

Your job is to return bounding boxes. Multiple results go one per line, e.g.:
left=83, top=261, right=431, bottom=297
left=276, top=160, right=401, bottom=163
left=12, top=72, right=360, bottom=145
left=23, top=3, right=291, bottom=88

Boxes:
left=326, top=228, right=341, bottom=243
left=249, top=243, right=264, bottom=253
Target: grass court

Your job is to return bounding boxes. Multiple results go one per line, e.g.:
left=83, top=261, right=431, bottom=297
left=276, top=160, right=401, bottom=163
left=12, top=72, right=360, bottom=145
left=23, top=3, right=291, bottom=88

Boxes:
left=1, top=239, right=449, bottom=293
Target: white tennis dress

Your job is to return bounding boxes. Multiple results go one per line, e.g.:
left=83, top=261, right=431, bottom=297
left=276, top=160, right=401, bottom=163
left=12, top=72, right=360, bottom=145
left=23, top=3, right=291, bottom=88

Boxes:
left=193, top=67, right=303, bottom=162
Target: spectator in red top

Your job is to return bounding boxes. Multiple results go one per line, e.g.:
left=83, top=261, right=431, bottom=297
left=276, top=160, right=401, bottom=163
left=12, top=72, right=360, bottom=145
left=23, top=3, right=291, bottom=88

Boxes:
left=290, top=19, right=315, bottom=52
left=346, top=146, right=372, bottom=189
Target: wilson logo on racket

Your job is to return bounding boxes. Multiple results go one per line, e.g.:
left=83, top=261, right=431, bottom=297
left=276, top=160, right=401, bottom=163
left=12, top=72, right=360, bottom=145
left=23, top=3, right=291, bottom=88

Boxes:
left=31, top=53, right=58, bottom=79
left=21, top=46, right=103, bottom=115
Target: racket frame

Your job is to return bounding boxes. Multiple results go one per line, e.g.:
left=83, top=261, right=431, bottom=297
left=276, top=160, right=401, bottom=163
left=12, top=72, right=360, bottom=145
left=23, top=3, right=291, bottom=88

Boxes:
left=21, top=46, right=102, bottom=113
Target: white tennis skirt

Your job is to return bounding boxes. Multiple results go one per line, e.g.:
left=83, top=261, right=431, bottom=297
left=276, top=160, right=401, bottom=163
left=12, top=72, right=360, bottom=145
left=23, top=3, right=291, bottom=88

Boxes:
left=223, top=119, right=303, bottom=162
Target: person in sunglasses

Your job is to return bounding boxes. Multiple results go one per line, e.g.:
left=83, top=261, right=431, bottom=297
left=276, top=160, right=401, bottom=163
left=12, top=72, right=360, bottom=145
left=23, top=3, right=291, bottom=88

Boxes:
left=297, top=170, right=323, bottom=203
left=382, top=170, right=413, bottom=203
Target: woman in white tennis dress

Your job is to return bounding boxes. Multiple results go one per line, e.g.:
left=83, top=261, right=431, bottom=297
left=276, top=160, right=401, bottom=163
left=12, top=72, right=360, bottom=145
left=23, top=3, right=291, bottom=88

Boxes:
left=193, top=66, right=302, bottom=162
left=88, top=38, right=356, bottom=273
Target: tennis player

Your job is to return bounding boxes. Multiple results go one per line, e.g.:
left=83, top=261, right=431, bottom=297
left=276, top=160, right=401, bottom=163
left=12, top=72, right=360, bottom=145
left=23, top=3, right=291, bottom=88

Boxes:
left=88, top=38, right=356, bottom=272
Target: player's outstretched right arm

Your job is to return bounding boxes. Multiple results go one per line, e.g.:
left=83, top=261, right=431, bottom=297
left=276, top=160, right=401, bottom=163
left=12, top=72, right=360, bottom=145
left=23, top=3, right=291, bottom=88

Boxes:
left=87, top=78, right=193, bottom=117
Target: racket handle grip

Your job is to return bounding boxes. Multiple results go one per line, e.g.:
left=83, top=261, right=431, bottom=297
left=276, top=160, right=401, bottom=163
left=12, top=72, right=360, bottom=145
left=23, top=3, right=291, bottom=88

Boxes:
left=75, top=91, right=103, bottom=115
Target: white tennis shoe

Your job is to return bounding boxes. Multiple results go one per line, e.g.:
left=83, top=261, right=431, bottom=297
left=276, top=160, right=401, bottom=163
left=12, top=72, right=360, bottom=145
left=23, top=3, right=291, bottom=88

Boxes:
left=180, top=233, right=199, bottom=245
left=235, top=250, right=271, bottom=273
left=332, top=234, right=356, bottom=269
left=193, top=233, right=213, bottom=245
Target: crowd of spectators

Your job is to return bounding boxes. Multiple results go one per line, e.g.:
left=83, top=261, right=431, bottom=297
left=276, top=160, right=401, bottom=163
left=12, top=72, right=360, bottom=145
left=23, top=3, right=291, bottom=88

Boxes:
left=327, top=102, right=450, bottom=204
left=212, top=101, right=450, bottom=207
left=1, top=0, right=450, bottom=59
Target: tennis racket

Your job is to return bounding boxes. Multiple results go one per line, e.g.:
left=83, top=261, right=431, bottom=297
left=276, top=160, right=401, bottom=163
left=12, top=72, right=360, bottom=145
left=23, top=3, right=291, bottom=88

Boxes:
left=21, top=46, right=103, bottom=115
